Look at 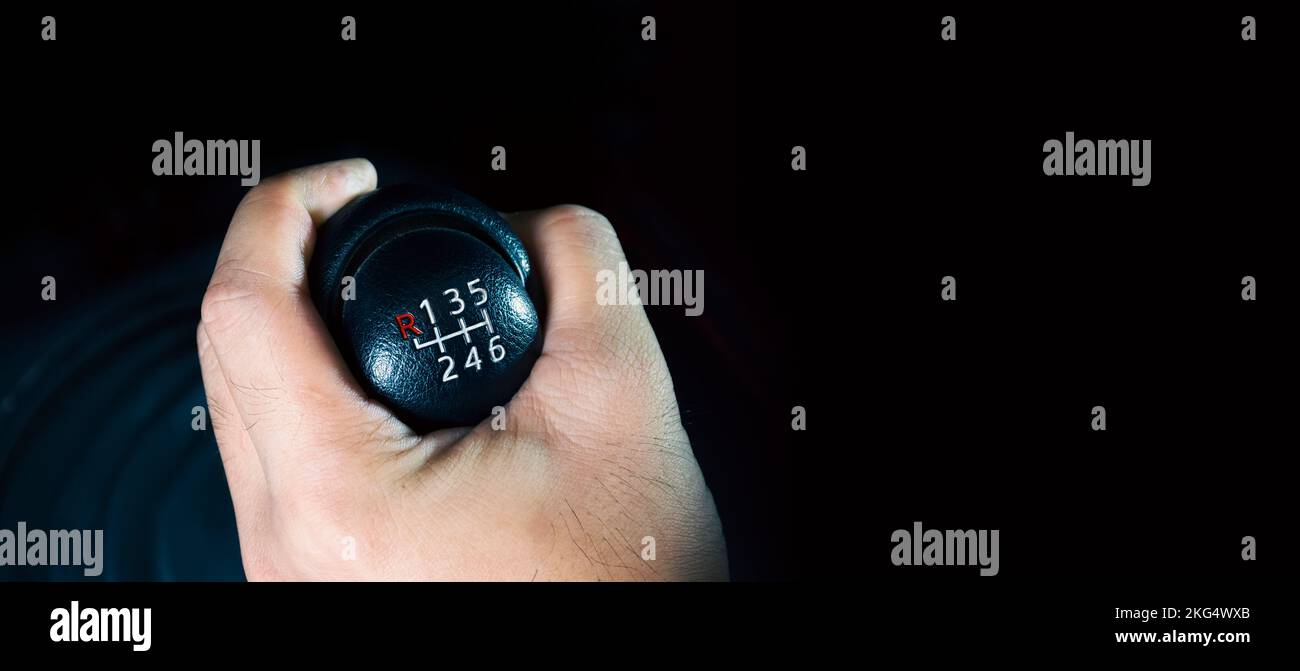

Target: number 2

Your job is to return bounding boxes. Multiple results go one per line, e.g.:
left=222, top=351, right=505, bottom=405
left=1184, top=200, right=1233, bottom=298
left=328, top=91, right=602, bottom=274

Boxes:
left=439, top=355, right=458, bottom=381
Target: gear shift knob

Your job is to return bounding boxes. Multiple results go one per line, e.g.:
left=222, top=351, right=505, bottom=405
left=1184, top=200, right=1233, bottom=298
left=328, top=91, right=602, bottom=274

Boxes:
left=309, top=185, right=542, bottom=433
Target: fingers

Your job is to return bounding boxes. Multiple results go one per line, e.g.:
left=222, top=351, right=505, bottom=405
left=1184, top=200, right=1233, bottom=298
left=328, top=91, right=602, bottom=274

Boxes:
left=216, top=158, right=377, bottom=289
left=503, top=206, right=674, bottom=417
left=506, top=205, right=645, bottom=349
left=200, top=159, right=397, bottom=479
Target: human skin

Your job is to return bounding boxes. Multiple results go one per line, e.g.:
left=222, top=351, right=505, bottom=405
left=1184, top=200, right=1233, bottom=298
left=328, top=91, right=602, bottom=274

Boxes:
left=196, top=158, right=728, bottom=580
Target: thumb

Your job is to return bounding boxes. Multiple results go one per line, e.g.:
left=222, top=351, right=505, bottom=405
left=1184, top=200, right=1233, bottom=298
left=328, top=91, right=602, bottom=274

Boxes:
left=199, top=159, right=410, bottom=481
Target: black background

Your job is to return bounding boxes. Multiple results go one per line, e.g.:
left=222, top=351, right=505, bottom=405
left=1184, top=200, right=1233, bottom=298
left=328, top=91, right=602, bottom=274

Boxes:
left=3, top=2, right=793, bottom=584
left=2, top=1, right=1295, bottom=659
left=852, top=5, right=1290, bottom=659
left=765, top=2, right=1292, bottom=659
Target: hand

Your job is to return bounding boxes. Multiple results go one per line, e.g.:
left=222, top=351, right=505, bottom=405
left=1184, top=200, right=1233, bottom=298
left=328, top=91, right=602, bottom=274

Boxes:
left=196, top=159, right=727, bottom=580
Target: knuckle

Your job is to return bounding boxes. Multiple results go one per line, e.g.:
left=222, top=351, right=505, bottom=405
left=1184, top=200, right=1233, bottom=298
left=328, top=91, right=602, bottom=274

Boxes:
left=236, top=196, right=312, bottom=246
left=238, top=171, right=294, bottom=206
left=200, top=267, right=275, bottom=331
left=195, top=322, right=211, bottom=355
left=543, top=203, right=610, bottom=225
left=539, top=205, right=620, bottom=254
left=198, top=271, right=262, bottom=328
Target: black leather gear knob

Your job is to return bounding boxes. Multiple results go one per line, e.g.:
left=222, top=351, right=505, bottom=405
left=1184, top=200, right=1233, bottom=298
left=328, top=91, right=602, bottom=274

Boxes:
left=308, top=185, right=542, bottom=433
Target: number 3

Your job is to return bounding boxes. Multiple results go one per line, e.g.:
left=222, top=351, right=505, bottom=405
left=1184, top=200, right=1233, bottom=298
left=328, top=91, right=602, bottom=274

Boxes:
left=443, top=288, right=465, bottom=315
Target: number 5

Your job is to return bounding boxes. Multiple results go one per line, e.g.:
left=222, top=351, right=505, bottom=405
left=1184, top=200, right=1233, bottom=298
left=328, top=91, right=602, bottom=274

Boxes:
left=468, top=278, right=488, bottom=306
